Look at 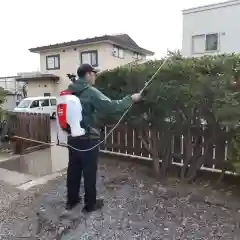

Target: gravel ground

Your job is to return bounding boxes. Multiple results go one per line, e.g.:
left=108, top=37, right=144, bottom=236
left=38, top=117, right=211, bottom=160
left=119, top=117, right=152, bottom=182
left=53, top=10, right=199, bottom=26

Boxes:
left=0, top=181, right=36, bottom=239
left=1, top=157, right=240, bottom=239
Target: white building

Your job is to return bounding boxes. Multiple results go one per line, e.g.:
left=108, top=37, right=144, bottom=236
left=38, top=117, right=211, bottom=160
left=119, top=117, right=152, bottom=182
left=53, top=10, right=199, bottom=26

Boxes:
left=182, top=0, right=240, bottom=57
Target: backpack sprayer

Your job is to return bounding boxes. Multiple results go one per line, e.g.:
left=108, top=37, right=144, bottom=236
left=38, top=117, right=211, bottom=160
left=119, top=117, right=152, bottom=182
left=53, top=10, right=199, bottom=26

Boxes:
left=12, top=57, right=170, bottom=152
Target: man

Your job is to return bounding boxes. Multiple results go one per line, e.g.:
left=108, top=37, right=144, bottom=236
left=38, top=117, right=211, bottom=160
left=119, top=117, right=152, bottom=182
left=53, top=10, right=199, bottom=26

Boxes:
left=66, top=63, right=141, bottom=213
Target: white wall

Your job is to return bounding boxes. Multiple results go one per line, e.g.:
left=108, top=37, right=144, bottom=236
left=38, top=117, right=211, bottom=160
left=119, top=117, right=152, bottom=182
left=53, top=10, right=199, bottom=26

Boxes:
left=182, top=0, right=240, bottom=57
left=26, top=80, right=57, bottom=97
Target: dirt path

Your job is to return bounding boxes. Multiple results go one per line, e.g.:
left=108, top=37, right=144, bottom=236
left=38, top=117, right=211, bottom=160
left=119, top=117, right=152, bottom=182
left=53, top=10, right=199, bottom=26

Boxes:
left=1, top=157, right=240, bottom=239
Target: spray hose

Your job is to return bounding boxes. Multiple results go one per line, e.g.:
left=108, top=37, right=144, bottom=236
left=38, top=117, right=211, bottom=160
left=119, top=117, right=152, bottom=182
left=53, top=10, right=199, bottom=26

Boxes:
left=12, top=57, right=170, bottom=152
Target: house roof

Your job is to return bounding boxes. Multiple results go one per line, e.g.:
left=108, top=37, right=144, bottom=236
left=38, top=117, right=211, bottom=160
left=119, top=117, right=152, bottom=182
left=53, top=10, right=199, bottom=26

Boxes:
left=0, top=76, right=19, bottom=79
left=29, top=34, right=154, bottom=56
left=16, top=73, right=59, bottom=82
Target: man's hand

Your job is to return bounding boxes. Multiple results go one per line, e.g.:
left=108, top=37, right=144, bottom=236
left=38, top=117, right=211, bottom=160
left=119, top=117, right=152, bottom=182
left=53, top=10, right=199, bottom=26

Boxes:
left=131, top=93, right=141, bottom=103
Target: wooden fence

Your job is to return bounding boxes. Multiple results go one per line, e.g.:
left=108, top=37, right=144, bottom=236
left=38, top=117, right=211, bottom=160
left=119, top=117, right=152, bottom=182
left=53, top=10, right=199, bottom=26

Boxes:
left=4, top=112, right=51, bottom=154
left=0, top=112, right=231, bottom=174
left=100, top=123, right=230, bottom=174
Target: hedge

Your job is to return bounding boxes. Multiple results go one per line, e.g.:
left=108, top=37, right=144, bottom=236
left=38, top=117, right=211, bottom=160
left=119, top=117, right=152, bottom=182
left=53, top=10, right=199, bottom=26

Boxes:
left=96, top=52, right=240, bottom=180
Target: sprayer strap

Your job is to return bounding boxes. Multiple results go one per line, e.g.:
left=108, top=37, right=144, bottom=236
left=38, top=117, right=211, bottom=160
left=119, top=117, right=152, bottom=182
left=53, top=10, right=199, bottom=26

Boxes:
left=72, top=86, right=89, bottom=96
left=72, top=86, right=90, bottom=135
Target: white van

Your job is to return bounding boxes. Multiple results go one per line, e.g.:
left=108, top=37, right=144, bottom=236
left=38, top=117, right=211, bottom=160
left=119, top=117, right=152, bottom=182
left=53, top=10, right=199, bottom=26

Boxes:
left=13, top=96, right=57, bottom=118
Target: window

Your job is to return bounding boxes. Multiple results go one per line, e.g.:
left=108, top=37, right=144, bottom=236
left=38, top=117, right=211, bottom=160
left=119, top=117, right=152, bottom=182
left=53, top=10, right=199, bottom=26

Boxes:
left=192, top=33, right=219, bottom=54
left=206, top=33, right=218, bottom=51
left=113, top=46, right=124, bottom=58
left=50, top=98, right=56, bottom=106
left=17, top=99, right=31, bottom=108
left=80, top=51, right=98, bottom=67
left=133, top=52, right=142, bottom=60
left=46, top=55, right=60, bottom=70
left=30, top=100, right=39, bottom=108
left=192, top=35, right=205, bottom=54
left=40, top=99, right=49, bottom=107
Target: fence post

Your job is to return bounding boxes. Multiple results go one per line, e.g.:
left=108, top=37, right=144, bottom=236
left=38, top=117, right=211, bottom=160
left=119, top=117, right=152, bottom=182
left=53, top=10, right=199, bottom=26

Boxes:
left=14, top=113, right=24, bottom=154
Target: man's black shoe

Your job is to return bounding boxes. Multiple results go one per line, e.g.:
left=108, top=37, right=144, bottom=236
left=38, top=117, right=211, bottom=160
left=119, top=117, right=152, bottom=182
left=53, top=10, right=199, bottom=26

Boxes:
left=65, top=198, right=82, bottom=210
left=82, top=199, right=104, bottom=213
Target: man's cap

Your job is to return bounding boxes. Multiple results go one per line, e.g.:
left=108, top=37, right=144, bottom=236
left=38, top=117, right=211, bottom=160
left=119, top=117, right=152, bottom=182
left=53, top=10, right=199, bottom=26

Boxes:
left=77, top=64, right=99, bottom=77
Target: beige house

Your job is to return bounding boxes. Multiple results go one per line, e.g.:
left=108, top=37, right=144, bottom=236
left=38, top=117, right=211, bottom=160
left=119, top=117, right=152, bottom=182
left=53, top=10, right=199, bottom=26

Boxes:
left=16, top=34, right=154, bottom=97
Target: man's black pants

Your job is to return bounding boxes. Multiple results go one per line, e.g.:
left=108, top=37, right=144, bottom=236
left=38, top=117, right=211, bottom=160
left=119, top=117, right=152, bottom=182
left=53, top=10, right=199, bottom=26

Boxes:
left=66, top=136, right=99, bottom=207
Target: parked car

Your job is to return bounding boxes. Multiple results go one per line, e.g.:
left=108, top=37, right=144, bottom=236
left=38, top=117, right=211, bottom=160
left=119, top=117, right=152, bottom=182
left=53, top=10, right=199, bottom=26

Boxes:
left=13, top=96, right=57, bottom=118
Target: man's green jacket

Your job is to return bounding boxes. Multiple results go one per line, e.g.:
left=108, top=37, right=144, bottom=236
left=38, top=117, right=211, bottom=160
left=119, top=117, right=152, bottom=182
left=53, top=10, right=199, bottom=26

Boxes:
left=67, top=78, right=132, bottom=138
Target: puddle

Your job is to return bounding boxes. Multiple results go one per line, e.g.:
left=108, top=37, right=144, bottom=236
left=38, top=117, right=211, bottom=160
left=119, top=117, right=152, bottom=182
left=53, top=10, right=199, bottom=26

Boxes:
left=0, top=152, right=15, bottom=163
left=0, top=120, right=68, bottom=177
left=0, top=146, right=68, bottom=177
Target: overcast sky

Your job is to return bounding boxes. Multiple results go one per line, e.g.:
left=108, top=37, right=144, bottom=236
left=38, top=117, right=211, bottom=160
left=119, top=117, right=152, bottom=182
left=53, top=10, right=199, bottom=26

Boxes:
left=0, top=0, right=221, bottom=76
